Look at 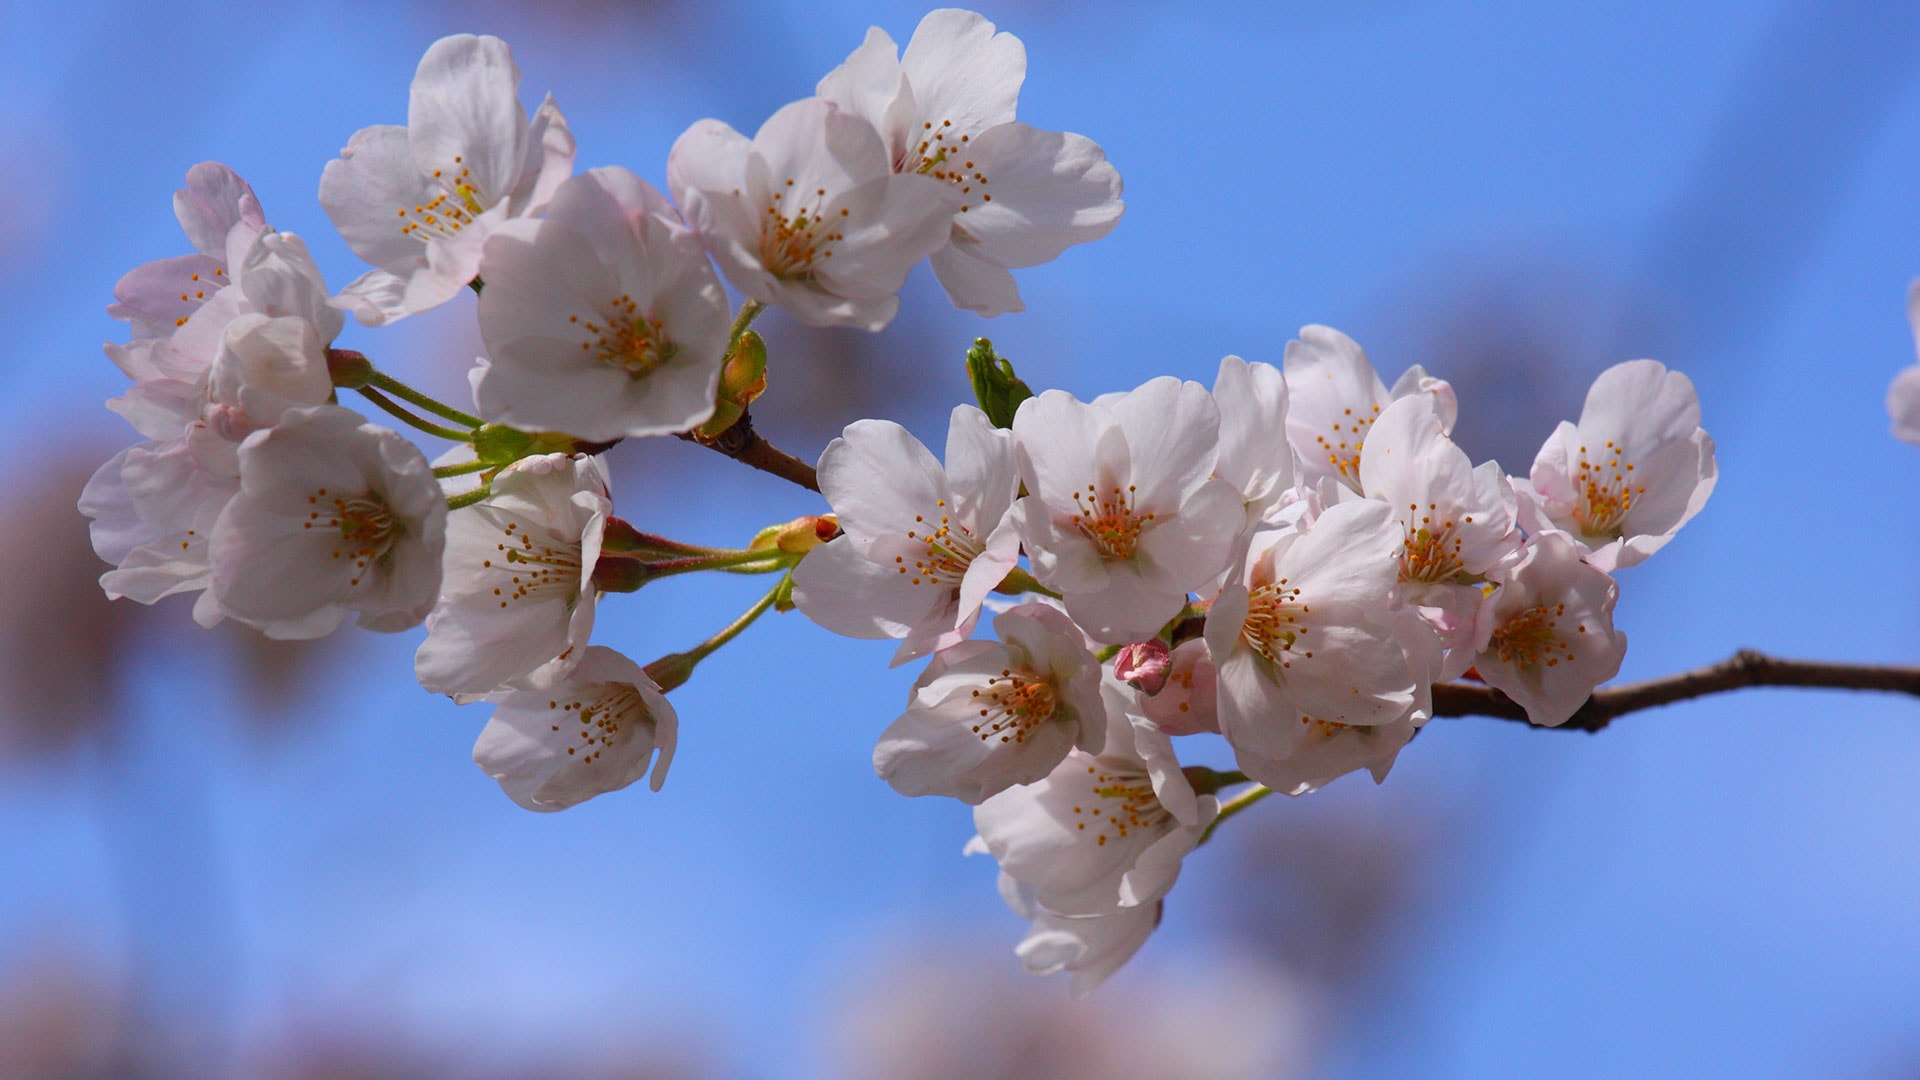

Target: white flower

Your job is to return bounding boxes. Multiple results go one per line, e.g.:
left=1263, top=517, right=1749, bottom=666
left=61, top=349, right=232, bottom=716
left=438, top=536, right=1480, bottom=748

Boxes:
left=141, top=228, right=346, bottom=390
left=1228, top=710, right=1418, bottom=797
left=1887, top=279, right=1920, bottom=446
left=415, top=453, right=611, bottom=697
left=81, top=314, right=336, bottom=627
left=472, top=645, right=676, bottom=811
left=1204, top=500, right=1432, bottom=792
left=874, top=602, right=1104, bottom=804
left=1283, top=325, right=1456, bottom=495
left=969, top=709, right=1217, bottom=915
left=1002, top=875, right=1159, bottom=998
left=107, top=162, right=265, bottom=342
left=1358, top=393, right=1519, bottom=675
left=815, top=8, right=1124, bottom=316
left=1010, top=378, right=1244, bottom=643
left=793, top=405, right=1021, bottom=664
left=1469, top=532, right=1627, bottom=727
left=667, top=97, right=961, bottom=331
left=210, top=405, right=446, bottom=638
left=1517, top=359, right=1716, bottom=572
left=471, top=167, right=732, bottom=440
left=321, top=34, right=575, bottom=325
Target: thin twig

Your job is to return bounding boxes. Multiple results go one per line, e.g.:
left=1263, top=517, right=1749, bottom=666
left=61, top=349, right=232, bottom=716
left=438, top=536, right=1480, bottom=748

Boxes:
left=1434, top=649, right=1920, bottom=732
left=678, top=407, right=820, bottom=493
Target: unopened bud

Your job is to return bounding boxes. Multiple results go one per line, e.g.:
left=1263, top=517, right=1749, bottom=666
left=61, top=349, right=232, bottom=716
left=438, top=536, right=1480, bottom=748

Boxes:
left=325, top=348, right=374, bottom=389
left=965, top=337, right=1033, bottom=429
left=750, top=515, right=837, bottom=555
left=700, top=331, right=769, bottom=439
left=1114, top=639, right=1172, bottom=695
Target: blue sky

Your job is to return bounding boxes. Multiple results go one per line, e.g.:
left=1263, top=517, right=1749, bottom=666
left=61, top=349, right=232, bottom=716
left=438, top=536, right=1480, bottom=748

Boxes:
left=4, top=1, right=1920, bottom=1076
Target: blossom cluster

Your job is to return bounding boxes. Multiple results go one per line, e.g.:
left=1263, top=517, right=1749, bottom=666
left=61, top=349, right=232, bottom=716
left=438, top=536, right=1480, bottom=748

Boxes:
left=80, top=9, right=1720, bottom=996
left=795, top=332, right=1716, bottom=992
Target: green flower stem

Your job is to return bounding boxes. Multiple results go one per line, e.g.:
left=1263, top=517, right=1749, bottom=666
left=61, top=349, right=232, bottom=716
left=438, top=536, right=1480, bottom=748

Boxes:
left=433, top=459, right=493, bottom=478
left=356, top=387, right=476, bottom=442
left=446, top=482, right=492, bottom=510
left=1199, top=783, right=1273, bottom=845
left=728, top=300, right=765, bottom=346
left=366, top=371, right=484, bottom=428
left=645, top=574, right=786, bottom=692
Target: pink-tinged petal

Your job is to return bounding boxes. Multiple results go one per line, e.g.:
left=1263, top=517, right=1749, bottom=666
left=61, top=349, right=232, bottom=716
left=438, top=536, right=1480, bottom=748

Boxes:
left=792, top=535, right=948, bottom=640
left=816, top=26, right=915, bottom=164
left=1279, top=499, right=1403, bottom=607
left=1578, top=359, right=1701, bottom=451
left=930, top=241, right=1024, bottom=316
left=900, top=9, right=1025, bottom=138
left=505, top=94, right=576, bottom=217
left=108, top=253, right=228, bottom=337
left=408, top=34, right=528, bottom=205
left=1474, top=533, right=1626, bottom=726
left=946, top=122, right=1122, bottom=268
left=474, top=647, right=675, bottom=810
left=666, top=118, right=752, bottom=204
left=1012, top=390, right=1121, bottom=504
left=874, top=686, right=1076, bottom=804
left=1133, top=477, right=1241, bottom=594
left=1213, top=355, right=1293, bottom=514
left=174, top=162, right=265, bottom=259
left=320, top=124, right=440, bottom=275
left=1105, top=376, right=1219, bottom=508
left=1140, top=639, right=1219, bottom=737
left=754, top=97, right=891, bottom=200
left=817, top=419, right=950, bottom=543
left=813, top=172, right=962, bottom=301
left=1061, top=562, right=1185, bottom=644
left=1284, top=325, right=1393, bottom=492
left=238, top=231, right=343, bottom=344
left=1234, top=712, right=1416, bottom=796
left=1018, top=902, right=1159, bottom=999
left=942, top=404, right=1020, bottom=531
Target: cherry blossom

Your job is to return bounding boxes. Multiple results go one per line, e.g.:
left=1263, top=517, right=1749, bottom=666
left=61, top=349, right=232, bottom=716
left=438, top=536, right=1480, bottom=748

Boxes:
left=1010, top=378, right=1244, bottom=643
left=1469, top=532, right=1627, bottom=727
left=472, top=645, right=677, bottom=811
left=814, top=8, right=1124, bottom=316
left=471, top=167, right=731, bottom=440
left=322, top=34, right=575, bottom=325
left=1517, top=359, right=1716, bottom=572
left=210, top=405, right=446, bottom=638
left=969, top=710, right=1217, bottom=915
left=793, top=405, right=1020, bottom=664
left=874, top=602, right=1104, bottom=804
left=1204, top=500, right=1433, bottom=791
left=82, top=314, right=337, bottom=628
left=416, top=454, right=611, bottom=697
left=1284, top=325, right=1456, bottom=495
left=1358, top=393, right=1519, bottom=674
left=667, top=97, right=961, bottom=330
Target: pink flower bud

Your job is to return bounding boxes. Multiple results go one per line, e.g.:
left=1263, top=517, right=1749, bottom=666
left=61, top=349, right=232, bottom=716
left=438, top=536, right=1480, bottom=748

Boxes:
left=1114, top=639, right=1172, bottom=696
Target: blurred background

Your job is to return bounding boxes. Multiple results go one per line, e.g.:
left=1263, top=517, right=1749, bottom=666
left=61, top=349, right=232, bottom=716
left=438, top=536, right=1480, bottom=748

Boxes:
left=4, top=0, right=1920, bottom=1076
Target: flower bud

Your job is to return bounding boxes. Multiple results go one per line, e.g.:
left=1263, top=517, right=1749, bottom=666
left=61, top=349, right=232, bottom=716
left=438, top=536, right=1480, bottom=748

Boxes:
left=698, top=330, right=769, bottom=439
left=325, top=348, right=374, bottom=389
left=965, top=337, right=1032, bottom=429
left=1113, top=638, right=1172, bottom=695
left=750, top=514, right=839, bottom=555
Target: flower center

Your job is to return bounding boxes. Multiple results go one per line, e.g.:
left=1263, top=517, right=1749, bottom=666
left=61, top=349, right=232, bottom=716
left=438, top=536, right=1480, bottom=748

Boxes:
left=397, top=156, right=490, bottom=243
left=480, top=517, right=584, bottom=609
left=1311, top=404, right=1382, bottom=486
left=1490, top=601, right=1575, bottom=669
left=1070, top=484, right=1154, bottom=560
left=573, top=297, right=674, bottom=377
left=305, top=488, right=403, bottom=587
left=1400, top=503, right=1474, bottom=584
left=1070, top=760, right=1170, bottom=848
left=1241, top=578, right=1311, bottom=669
left=908, top=120, right=993, bottom=215
left=898, top=498, right=982, bottom=588
left=969, top=670, right=1061, bottom=745
left=548, top=683, right=649, bottom=763
left=1572, top=440, right=1642, bottom=537
left=759, top=182, right=849, bottom=280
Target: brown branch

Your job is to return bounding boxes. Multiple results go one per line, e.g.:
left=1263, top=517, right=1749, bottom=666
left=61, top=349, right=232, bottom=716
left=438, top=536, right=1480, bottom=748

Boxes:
left=1434, top=649, right=1920, bottom=732
left=678, top=408, right=820, bottom=493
